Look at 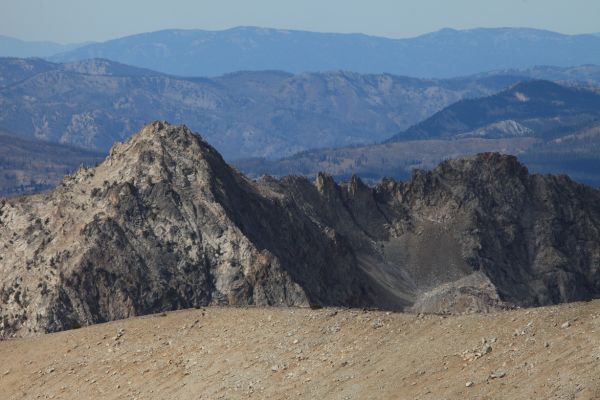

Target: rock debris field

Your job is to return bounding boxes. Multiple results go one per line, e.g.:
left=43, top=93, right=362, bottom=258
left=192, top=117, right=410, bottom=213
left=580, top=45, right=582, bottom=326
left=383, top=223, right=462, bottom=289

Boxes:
left=1, top=300, right=600, bottom=399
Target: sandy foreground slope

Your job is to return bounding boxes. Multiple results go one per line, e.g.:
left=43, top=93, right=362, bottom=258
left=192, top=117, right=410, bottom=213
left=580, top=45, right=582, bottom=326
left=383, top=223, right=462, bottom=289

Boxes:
left=1, top=301, right=599, bottom=400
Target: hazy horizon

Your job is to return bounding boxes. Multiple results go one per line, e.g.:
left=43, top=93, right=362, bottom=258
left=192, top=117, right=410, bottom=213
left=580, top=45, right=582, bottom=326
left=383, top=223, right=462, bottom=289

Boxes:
left=3, top=24, right=600, bottom=46
left=2, top=0, right=599, bottom=44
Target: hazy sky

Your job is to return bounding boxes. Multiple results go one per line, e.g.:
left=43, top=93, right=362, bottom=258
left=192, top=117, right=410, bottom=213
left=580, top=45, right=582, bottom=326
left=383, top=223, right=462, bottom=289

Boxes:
left=2, top=0, right=599, bottom=43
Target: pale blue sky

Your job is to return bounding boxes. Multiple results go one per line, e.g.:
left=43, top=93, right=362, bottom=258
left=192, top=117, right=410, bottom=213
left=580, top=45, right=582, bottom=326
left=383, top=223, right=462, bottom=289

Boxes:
left=2, top=0, right=599, bottom=43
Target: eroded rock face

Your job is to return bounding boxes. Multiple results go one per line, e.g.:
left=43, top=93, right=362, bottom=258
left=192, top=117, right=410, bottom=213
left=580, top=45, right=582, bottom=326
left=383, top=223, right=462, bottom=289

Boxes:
left=1, top=122, right=599, bottom=338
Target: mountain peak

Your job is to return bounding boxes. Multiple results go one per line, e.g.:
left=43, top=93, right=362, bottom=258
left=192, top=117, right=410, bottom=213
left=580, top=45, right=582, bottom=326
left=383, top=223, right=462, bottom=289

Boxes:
left=135, top=120, right=193, bottom=141
left=110, top=121, right=212, bottom=154
left=435, top=152, right=528, bottom=180
left=507, top=79, right=567, bottom=93
left=2, top=117, right=600, bottom=339
left=65, top=121, right=229, bottom=193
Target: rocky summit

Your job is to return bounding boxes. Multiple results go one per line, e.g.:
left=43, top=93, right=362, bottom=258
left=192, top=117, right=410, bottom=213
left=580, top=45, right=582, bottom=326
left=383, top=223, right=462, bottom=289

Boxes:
left=1, top=121, right=600, bottom=338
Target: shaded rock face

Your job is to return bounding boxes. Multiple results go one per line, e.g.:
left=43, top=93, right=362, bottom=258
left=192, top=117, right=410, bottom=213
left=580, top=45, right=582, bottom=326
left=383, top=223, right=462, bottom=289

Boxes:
left=399, top=154, right=600, bottom=309
left=1, top=122, right=600, bottom=338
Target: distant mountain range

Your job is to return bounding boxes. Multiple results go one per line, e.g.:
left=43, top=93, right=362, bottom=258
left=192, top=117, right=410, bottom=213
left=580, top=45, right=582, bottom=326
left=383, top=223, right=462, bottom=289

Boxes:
left=388, top=80, right=600, bottom=141
left=0, top=35, right=87, bottom=58
left=2, top=57, right=600, bottom=195
left=470, top=65, right=600, bottom=86
left=46, top=27, right=600, bottom=78
left=238, top=81, right=600, bottom=186
left=0, top=57, right=531, bottom=159
left=0, top=130, right=103, bottom=197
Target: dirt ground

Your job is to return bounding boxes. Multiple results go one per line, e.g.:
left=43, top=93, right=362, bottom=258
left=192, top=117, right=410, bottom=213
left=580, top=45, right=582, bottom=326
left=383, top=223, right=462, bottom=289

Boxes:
left=1, top=300, right=599, bottom=400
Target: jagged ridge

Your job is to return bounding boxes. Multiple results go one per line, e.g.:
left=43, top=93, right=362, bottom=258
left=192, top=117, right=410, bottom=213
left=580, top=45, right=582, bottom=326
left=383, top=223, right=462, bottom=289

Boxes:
left=1, top=122, right=599, bottom=338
